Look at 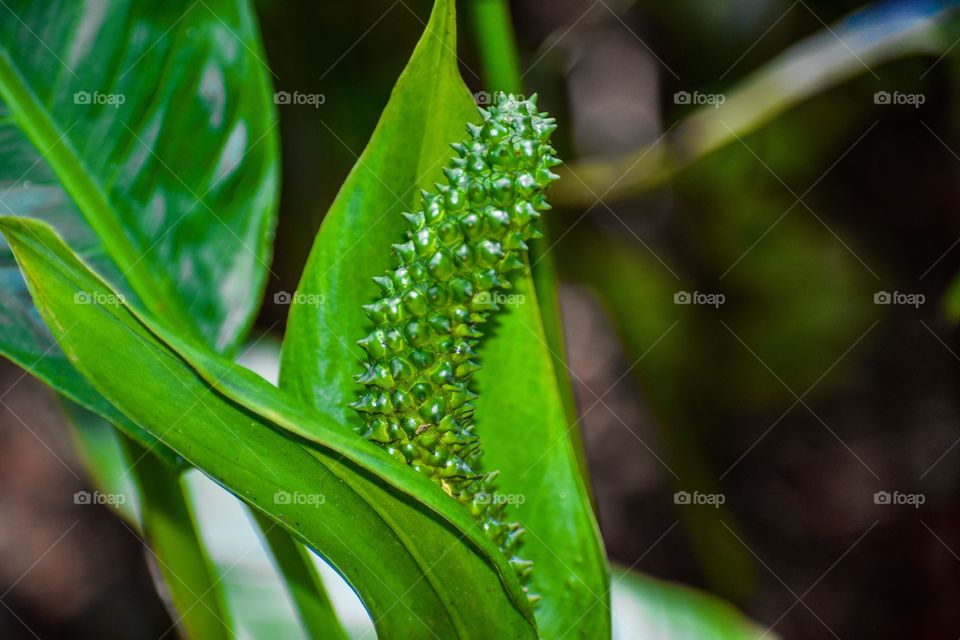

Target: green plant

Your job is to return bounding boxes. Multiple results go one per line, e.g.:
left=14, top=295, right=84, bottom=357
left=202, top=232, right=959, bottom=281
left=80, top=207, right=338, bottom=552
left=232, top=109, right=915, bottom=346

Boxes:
left=5, top=0, right=908, bottom=636
left=0, top=1, right=605, bottom=637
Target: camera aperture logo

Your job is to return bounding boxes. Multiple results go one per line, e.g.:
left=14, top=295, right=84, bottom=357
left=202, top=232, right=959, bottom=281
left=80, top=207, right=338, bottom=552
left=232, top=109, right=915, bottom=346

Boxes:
left=874, top=490, right=924, bottom=509
left=673, top=90, right=725, bottom=108
left=274, top=491, right=326, bottom=507
left=874, top=91, right=925, bottom=108
left=74, top=291, right=125, bottom=307
left=473, top=91, right=525, bottom=106
left=74, top=490, right=126, bottom=506
left=274, top=290, right=326, bottom=307
left=674, top=290, right=725, bottom=308
left=873, top=291, right=924, bottom=308
left=73, top=90, right=126, bottom=108
left=274, top=91, right=326, bottom=108
left=674, top=490, right=725, bottom=508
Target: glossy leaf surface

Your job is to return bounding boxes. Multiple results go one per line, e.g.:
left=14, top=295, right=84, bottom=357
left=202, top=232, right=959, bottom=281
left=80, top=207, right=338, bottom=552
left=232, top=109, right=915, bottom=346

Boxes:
left=0, top=3, right=281, bottom=632
left=0, top=0, right=279, bottom=351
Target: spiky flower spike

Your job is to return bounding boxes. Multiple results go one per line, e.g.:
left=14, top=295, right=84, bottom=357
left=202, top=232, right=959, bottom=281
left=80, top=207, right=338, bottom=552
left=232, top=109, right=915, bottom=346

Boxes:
left=350, top=93, right=559, bottom=592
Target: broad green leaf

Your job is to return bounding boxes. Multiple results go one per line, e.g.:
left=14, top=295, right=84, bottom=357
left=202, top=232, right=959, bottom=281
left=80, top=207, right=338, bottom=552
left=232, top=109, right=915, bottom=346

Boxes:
left=475, top=272, right=611, bottom=638
left=278, top=0, right=479, bottom=426
left=0, top=214, right=170, bottom=457
left=611, top=567, right=772, bottom=640
left=0, top=0, right=279, bottom=456
left=0, top=0, right=278, bottom=351
left=0, top=215, right=536, bottom=640
left=0, top=3, right=282, bottom=633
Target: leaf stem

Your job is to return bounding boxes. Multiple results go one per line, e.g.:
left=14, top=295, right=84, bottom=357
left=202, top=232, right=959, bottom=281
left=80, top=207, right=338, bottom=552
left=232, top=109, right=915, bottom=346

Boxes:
left=468, top=0, right=523, bottom=93
left=127, top=441, right=234, bottom=640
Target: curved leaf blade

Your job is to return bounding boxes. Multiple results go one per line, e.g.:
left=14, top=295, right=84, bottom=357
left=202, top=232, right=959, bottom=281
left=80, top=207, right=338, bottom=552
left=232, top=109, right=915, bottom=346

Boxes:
left=278, top=0, right=478, bottom=427
left=0, top=215, right=536, bottom=640
left=0, top=3, right=283, bottom=635
left=475, top=272, right=611, bottom=639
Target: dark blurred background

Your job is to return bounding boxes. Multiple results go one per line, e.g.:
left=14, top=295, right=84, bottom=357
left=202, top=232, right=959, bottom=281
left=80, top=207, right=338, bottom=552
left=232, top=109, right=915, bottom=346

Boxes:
left=4, top=0, right=960, bottom=637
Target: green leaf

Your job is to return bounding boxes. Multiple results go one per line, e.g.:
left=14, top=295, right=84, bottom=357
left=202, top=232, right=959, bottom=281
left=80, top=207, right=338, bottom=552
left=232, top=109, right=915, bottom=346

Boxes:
left=0, top=3, right=283, bottom=633
left=0, top=0, right=282, bottom=457
left=612, top=567, right=772, bottom=639
left=0, top=0, right=279, bottom=351
left=278, top=0, right=478, bottom=427
left=475, top=272, right=611, bottom=638
left=0, top=215, right=536, bottom=640
left=0, top=219, right=171, bottom=457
